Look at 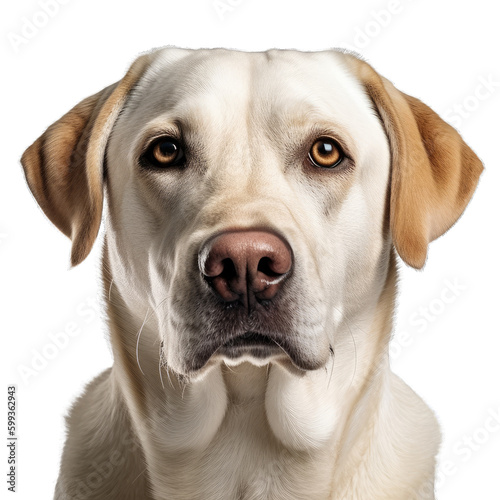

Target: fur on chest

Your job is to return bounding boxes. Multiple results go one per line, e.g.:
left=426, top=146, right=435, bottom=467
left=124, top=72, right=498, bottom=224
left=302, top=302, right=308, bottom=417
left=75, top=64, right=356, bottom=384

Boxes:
left=146, top=401, right=335, bottom=500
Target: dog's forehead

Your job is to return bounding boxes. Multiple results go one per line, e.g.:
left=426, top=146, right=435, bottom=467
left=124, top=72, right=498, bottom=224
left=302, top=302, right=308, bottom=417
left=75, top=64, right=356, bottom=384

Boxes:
left=123, top=48, right=378, bottom=141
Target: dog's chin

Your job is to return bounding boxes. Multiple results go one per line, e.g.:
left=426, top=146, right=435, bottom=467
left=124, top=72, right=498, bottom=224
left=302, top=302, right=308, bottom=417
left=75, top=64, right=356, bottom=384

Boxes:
left=215, top=332, right=287, bottom=369
left=180, top=331, right=328, bottom=379
left=217, top=331, right=283, bottom=359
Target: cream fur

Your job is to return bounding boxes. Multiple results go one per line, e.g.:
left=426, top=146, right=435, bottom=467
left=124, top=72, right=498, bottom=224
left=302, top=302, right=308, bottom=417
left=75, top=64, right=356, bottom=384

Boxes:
left=20, top=47, right=484, bottom=500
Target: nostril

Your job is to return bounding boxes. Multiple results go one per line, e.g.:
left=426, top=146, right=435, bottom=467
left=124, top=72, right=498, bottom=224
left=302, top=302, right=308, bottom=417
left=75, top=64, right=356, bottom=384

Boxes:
left=203, top=258, right=237, bottom=285
left=203, top=258, right=241, bottom=301
left=257, top=257, right=282, bottom=278
left=220, top=258, right=237, bottom=280
left=202, top=249, right=236, bottom=277
left=203, top=271, right=239, bottom=303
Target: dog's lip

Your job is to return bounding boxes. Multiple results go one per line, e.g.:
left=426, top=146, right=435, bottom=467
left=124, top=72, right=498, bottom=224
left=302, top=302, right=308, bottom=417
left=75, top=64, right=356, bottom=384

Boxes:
left=221, top=331, right=279, bottom=349
left=186, top=331, right=326, bottom=374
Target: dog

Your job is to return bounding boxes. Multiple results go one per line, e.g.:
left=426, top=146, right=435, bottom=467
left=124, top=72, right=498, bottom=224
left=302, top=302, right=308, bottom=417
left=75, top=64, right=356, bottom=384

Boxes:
left=21, top=47, right=483, bottom=499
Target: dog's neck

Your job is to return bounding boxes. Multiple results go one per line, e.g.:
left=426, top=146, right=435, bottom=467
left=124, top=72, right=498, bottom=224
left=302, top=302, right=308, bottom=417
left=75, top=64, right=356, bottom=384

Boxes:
left=101, top=238, right=398, bottom=498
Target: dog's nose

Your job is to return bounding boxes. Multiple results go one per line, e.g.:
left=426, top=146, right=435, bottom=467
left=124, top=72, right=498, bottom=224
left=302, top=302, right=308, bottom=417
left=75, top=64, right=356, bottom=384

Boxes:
left=200, top=230, right=293, bottom=308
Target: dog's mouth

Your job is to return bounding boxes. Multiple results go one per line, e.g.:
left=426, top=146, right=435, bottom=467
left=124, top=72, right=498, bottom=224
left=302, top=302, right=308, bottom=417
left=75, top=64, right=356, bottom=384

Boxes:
left=217, top=331, right=283, bottom=359
left=223, top=331, right=277, bottom=348
left=185, top=329, right=327, bottom=375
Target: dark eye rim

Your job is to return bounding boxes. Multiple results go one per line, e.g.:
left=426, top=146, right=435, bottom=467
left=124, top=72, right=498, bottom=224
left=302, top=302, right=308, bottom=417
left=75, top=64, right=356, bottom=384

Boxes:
left=307, top=136, right=345, bottom=169
left=139, top=136, right=186, bottom=169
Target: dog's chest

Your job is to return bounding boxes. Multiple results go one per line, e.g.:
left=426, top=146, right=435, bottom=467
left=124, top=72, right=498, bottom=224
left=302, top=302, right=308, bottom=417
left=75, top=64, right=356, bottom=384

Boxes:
left=150, top=402, right=334, bottom=500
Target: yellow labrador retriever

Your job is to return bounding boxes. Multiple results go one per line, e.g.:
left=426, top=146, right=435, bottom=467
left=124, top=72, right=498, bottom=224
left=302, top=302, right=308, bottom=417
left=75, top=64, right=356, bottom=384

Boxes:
left=21, top=47, right=483, bottom=500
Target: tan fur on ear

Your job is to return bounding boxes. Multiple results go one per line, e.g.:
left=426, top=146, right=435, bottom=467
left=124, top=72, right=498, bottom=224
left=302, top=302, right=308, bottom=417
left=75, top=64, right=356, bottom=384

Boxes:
left=21, top=54, right=152, bottom=267
left=341, top=53, right=484, bottom=269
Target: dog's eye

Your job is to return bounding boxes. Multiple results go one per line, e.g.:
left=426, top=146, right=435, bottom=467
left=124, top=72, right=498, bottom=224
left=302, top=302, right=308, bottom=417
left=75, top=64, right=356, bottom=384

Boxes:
left=143, top=137, right=185, bottom=168
left=308, top=137, right=343, bottom=168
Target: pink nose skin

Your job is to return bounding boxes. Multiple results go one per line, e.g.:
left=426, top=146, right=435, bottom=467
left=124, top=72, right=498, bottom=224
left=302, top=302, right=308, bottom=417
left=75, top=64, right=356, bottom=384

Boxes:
left=200, top=230, right=293, bottom=310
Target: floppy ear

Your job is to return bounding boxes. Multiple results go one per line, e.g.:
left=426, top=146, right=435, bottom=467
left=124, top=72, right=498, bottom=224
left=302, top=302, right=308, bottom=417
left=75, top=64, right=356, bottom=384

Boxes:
left=343, top=53, right=484, bottom=269
left=21, top=54, right=152, bottom=267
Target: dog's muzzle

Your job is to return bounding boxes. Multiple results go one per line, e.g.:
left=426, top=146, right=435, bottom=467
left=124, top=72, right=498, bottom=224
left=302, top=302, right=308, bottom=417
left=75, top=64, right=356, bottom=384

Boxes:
left=195, top=229, right=295, bottom=364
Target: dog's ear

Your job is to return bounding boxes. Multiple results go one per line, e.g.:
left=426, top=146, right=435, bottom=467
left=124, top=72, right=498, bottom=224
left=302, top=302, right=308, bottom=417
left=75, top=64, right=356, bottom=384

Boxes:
left=343, top=53, right=484, bottom=269
left=21, top=54, right=152, bottom=267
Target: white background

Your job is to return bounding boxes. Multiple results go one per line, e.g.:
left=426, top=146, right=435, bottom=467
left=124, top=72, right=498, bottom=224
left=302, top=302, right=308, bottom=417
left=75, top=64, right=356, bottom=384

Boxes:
left=1, top=0, right=499, bottom=498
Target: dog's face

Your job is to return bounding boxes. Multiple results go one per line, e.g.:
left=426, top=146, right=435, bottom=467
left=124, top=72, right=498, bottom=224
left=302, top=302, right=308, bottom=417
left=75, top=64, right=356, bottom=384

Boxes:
left=106, top=49, right=392, bottom=375
left=21, top=48, right=483, bottom=379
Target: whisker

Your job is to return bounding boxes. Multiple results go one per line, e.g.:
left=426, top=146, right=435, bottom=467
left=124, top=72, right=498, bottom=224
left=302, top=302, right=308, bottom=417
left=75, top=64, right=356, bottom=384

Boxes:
left=136, top=306, right=150, bottom=376
left=159, top=361, right=165, bottom=389
left=330, top=303, right=363, bottom=391
left=165, top=365, right=174, bottom=389
left=346, top=323, right=357, bottom=390
left=327, top=344, right=335, bottom=390
left=130, top=467, right=147, bottom=485
left=181, top=378, right=188, bottom=399
left=222, top=361, right=236, bottom=374
left=108, top=278, right=114, bottom=301
left=159, top=339, right=175, bottom=390
left=135, top=295, right=171, bottom=376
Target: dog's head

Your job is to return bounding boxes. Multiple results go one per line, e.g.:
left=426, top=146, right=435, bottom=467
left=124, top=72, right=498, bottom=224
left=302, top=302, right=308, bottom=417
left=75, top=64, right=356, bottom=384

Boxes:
left=21, top=48, right=483, bottom=378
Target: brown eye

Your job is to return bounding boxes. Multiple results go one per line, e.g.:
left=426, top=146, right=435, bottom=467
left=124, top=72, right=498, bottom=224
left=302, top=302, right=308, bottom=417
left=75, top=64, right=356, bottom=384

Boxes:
left=309, top=137, right=343, bottom=168
left=144, top=137, right=185, bottom=167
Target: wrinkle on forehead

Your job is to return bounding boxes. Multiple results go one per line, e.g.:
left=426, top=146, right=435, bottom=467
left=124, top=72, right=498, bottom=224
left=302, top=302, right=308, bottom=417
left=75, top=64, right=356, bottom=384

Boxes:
left=126, top=49, right=254, bottom=123
left=124, top=48, right=375, bottom=128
